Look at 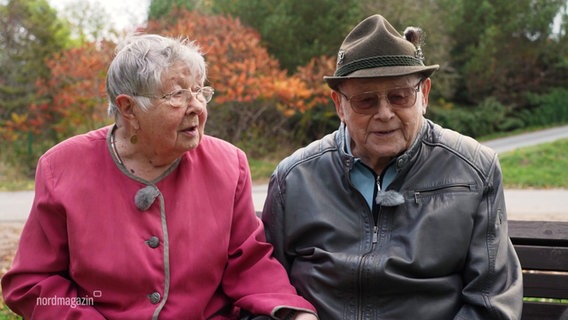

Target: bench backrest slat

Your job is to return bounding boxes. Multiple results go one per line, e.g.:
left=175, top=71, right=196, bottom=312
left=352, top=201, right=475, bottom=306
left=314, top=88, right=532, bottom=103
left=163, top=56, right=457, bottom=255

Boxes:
left=521, top=302, right=568, bottom=320
left=514, top=245, right=568, bottom=271
left=508, top=220, right=568, bottom=320
left=522, top=272, right=568, bottom=299
left=509, top=220, right=568, bottom=244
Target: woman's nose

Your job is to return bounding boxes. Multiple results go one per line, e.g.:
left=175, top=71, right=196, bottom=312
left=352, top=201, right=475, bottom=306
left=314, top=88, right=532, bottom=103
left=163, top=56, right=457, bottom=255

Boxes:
left=183, top=93, right=205, bottom=115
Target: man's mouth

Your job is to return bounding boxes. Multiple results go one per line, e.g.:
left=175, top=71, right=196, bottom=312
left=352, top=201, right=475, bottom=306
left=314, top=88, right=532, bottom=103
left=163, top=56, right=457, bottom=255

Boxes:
left=375, top=129, right=396, bottom=136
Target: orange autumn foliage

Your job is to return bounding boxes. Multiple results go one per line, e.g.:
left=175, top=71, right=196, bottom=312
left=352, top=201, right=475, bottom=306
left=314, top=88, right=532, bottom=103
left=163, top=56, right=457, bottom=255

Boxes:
left=0, top=41, right=115, bottom=144
left=2, top=9, right=336, bottom=151
left=146, top=10, right=316, bottom=113
left=1, top=41, right=114, bottom=142
left=38, top=41, right=114, bottom=137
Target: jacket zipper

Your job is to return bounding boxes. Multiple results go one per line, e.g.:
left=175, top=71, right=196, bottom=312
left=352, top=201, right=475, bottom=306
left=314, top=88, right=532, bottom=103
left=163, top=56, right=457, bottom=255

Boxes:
left=371, top=173, right=385, bottom=246
left=413, top=183, right=473, bottom=204
left=357, top=224, right=380, bottom=319
left=372, top=225, right=379, bottom=244
left=357, top=176, right=383, bottom=319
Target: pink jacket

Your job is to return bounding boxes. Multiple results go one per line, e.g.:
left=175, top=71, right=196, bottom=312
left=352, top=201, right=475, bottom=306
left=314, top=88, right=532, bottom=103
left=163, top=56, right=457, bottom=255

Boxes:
left=1, top=126, right=315, bottom=319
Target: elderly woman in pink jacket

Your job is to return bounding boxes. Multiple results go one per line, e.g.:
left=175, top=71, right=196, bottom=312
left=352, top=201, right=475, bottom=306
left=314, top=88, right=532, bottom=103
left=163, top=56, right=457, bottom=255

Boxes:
left=1, top=34, right=317, bottom=320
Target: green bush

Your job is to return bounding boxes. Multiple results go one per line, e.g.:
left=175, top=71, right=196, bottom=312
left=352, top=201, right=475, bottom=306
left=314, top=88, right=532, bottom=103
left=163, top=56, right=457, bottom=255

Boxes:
left=0, top=133, right=54, bottom=179
left=427, top=97, right=510, bottom=138
left=428, top=88, right=568, bottom=139
left=523, top=88, right=568, bottom=127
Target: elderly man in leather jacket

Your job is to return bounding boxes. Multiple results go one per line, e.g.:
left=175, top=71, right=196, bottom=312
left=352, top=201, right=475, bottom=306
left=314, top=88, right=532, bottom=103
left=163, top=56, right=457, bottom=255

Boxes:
left=262, top=14, right=523, bottom=319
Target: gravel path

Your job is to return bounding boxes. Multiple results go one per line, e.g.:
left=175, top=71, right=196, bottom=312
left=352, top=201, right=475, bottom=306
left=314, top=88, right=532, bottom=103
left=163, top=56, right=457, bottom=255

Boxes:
left=0, top=222, right=23, bottom=275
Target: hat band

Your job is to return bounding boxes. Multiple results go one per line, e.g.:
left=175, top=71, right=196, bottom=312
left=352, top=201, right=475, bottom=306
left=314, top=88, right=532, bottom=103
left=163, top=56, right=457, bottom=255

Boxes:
left=335, top=55, right=424, bottom=77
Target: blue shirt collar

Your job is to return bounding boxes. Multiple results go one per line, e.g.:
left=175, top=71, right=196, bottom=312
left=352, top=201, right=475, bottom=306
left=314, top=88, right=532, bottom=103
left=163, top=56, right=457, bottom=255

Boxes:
left=342, top=125, right=398, bottom=209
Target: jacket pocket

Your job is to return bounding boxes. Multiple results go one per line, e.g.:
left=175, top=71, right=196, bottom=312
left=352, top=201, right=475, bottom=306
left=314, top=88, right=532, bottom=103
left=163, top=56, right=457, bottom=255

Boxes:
left=412, top=183, right=476, bottom=204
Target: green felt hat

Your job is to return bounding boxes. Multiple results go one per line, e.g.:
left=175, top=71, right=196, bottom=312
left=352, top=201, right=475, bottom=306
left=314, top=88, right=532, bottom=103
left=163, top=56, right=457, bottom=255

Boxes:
left=324, top=14, right=439, bottom=90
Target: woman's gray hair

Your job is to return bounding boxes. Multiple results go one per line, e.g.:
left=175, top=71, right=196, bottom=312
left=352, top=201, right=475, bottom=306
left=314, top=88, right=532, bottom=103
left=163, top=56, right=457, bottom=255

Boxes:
left=106, top=34, right=207, bottom=118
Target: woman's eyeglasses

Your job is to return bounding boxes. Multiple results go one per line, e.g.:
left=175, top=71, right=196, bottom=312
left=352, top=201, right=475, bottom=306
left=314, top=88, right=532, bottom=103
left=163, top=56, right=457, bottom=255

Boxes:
left=137, top=86, right=214, bottom=107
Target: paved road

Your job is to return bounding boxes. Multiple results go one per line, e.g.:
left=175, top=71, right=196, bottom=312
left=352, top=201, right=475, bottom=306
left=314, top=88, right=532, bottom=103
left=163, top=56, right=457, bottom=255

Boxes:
left=481, top=125, right=568, bottom=154
left=254, top=185, right=568, bottom=221
left=1, top=125, right=567, bottom=222
left=1, top=187, right=567, bottom=222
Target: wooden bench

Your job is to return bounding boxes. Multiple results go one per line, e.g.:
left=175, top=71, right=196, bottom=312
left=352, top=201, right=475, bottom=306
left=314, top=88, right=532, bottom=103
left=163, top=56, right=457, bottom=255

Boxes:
left=509, top=220, right=568, bottom=320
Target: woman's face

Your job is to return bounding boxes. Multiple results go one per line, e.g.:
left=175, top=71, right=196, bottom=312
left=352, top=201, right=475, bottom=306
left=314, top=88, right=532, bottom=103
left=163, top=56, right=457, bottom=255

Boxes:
left=134, top=63, right=208, bottom=160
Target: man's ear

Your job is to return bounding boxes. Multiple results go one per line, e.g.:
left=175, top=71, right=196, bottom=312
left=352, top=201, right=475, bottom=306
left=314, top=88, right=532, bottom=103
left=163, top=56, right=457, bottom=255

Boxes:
left=331, top=90, right=345, bottom=122
left=420, top=78, right=431, bottom=115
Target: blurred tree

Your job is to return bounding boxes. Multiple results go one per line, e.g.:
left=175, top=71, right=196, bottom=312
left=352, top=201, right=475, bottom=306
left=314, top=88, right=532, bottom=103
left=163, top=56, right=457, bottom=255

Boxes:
left=0, top=39, right=114, bottom=176
left=212, top=0, right=364, bottom=73
left=0, top=0, right=71, bottom=120
left=148, top=0, right=208, bottom=20
left=145, top=9, right=313, bottom=150
left=443, top=0, right=568, bottom=104
left=36, top=41, right=114, bottom=138
left=52, top=1, right=111, bottom=43
left=362, top=0, right=459, bottom=102
left=290, top=55, right=339, bottom=143
left=3, top=0, right=567, bottom=174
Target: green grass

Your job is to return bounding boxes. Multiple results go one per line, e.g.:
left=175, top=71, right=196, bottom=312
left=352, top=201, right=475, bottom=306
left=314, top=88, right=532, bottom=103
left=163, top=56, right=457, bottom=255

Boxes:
left=2, top=139, right=567, bottom=190
left=500, top=139, right=568, bottom=188
left=0, top=295, right=19, bottom=320
left=0, top=162, right=34, bottom=192
left=247, top=139, right=568, bottom=189
left=249, top=157, right=278, bottom=184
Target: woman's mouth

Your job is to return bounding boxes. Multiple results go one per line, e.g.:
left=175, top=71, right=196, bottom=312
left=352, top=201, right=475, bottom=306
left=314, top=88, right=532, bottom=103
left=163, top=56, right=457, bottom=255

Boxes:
left=181, top=125, right=198, bottom=136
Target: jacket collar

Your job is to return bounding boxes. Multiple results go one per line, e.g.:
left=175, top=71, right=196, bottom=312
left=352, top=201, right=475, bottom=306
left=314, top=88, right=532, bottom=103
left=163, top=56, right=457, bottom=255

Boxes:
left=336, top=122, right=356, bottom=171
left=393, top=119, right=428, bottom=173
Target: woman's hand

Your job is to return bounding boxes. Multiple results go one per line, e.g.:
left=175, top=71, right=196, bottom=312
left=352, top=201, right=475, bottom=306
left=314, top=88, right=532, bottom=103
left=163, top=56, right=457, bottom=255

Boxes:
left=275, top=309, right=318, bottom=320
left=293, top=312, right=318, bottom=320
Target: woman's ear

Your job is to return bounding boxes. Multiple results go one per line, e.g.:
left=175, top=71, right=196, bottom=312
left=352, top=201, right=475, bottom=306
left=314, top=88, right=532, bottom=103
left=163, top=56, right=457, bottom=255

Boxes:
left=116, top=94, right=139, bottom=129
left=116, top=94, right=136, bottom=120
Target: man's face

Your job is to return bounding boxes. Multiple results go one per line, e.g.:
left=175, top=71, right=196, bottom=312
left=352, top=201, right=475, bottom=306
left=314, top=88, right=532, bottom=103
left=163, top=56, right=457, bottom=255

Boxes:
left=331, top=75, right=431, bottom=172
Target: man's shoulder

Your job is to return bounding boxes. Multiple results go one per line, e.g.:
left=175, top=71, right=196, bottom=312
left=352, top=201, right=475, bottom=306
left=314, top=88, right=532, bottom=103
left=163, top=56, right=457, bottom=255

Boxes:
left=277, top=131, right=339, bottom=175
left=424, top=120, right=496, bottom=169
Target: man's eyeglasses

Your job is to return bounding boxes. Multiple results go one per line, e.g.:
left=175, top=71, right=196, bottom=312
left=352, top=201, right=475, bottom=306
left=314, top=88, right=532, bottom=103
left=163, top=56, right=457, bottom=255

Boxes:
left=137, top=86, right=214, bottom=108
left=338, top=80, right=422, bottom=114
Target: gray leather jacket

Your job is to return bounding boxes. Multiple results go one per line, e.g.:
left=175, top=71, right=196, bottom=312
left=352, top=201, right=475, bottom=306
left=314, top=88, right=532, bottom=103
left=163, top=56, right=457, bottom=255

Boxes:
left=262, top=119, right=523, bottom=320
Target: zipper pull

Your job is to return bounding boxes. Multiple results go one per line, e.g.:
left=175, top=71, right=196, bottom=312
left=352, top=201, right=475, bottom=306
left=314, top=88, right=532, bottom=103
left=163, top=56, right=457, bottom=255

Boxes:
left=374, top=175, right=381, bottom=206
left=372, top=225, right=379, bottom=244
